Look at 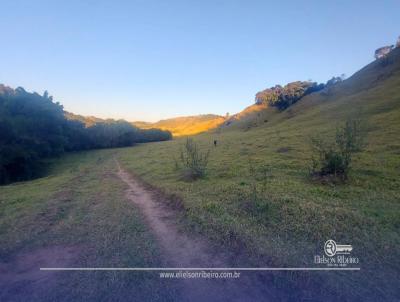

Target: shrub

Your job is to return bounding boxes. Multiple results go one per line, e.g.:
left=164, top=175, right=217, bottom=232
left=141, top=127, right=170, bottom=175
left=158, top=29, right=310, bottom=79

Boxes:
left=178, top=138, right=210, bottom=181
left=374, top=45, right=394, bottom=60
left=310, top=118, right=366, bottom=181
left=239, top=161, right=271, bottom=215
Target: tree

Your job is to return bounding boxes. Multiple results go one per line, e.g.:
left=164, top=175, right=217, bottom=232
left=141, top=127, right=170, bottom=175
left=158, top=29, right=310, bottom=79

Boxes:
left=326, top=76, right=342, bottom=87
left=0, top=84, right=172, bottom=184
left=255, top=81, right=325, bottom=110
left=310, top=117, right=366, bottom=181
left=374, top=45, right=394, bottom=60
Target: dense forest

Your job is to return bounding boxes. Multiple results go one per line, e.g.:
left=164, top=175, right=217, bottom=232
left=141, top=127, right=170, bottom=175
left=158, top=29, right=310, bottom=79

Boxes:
left=0, top=85, right=171, bottom=184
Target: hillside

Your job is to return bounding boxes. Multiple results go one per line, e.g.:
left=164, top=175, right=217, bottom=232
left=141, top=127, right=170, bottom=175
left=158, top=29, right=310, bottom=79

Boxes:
left=133, top=114, right=226, bottom=137
left=67, top=112, right=226, bottom=137
left=217, top=47, right=400, bottom=133
left=114, top=48, right=400, bottom=300
left=64, top=112, right=108, bottom=127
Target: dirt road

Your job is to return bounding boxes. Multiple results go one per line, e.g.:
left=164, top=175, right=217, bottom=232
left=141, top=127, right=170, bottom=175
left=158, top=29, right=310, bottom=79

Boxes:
left=116, top=160, right=276, bottom=302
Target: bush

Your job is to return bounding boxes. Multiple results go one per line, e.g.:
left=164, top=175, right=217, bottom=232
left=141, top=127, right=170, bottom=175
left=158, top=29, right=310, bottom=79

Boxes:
left=237, top=161, right=272, bottom=216
left=310, top=118, right=366, bottom=181
left=178, top=138, right=210, bottom=181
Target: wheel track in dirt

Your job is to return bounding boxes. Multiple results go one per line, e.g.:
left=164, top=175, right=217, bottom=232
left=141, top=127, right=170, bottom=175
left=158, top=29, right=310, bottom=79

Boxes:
left=115, top=160, right=277, bottom=302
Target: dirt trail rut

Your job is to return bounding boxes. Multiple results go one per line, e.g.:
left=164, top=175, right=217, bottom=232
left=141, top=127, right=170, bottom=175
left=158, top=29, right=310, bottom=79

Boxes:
left=116, top=161, right=275, bottom=302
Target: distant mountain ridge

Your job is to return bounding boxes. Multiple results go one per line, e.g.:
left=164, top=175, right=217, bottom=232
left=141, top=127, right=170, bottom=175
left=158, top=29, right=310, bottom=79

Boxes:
left=133, top=114, right=226, bottom=137
left=65, top=112, right=109, bottom=127
left=67, top=43, right=400, bottom=138
left=66, top=112, right=226, bottom=137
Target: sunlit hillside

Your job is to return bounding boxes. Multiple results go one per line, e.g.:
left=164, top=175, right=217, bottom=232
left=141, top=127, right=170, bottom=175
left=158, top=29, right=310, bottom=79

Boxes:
left=134, top=114, right=226, bottom=137
left=219, top=47, right=400, bottom=133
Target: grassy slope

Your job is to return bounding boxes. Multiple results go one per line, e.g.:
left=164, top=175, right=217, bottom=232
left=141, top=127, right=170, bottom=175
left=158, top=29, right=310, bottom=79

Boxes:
left=0, top=150, right=177, bottom=301
left=67, top=106, right=226, bottom=137
left=116, top=51, right=400, bottom=300
left=134, top=114, right=226, bottom=137
left=1, top=50, right=399, bottom=301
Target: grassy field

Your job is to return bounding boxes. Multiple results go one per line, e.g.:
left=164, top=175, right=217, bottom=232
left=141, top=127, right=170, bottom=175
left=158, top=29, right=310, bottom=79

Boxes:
left=1, top=51, right=399, bottom=301
left=115, top=53, right=400, bottom=301
left=0, top=150, right=177, bottom=301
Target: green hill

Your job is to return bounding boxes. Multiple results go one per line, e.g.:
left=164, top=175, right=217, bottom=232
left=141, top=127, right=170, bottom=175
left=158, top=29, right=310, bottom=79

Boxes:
left=116, top=47, right=400, bottom=300
left=221, top=47, right=400, bottom=133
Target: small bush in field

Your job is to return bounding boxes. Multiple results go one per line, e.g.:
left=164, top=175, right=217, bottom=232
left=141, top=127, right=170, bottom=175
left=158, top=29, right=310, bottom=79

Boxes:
left=310, top=118, right=366, bottom=182
left=178, top=138, right=210, bottom=181
left=239, top=161, right=271, bottom=215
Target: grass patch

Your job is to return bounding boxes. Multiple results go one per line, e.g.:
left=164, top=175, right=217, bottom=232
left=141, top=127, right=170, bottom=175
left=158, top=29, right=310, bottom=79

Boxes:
left=0, top=150, right=177, bottom=301
left=116, top=74, right=400, bottom=301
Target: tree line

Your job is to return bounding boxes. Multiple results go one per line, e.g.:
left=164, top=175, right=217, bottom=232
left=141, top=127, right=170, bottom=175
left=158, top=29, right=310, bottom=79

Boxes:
left=255, top=78, right=343, bottom=110
left=0, top=85, right=172, bottom=184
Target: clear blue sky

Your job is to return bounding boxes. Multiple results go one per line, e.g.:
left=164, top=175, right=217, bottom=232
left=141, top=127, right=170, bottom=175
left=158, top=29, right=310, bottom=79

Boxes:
left=0, top=0, right=399, bottom=122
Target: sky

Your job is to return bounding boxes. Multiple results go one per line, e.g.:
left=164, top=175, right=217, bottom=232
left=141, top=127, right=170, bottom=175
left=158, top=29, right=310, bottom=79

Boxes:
left=0, top=0, right=399, bottom=122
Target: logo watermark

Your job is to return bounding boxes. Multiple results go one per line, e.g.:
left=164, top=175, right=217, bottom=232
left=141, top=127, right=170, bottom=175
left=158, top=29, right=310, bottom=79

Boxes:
left=315, top=240, right=359, bottom=267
